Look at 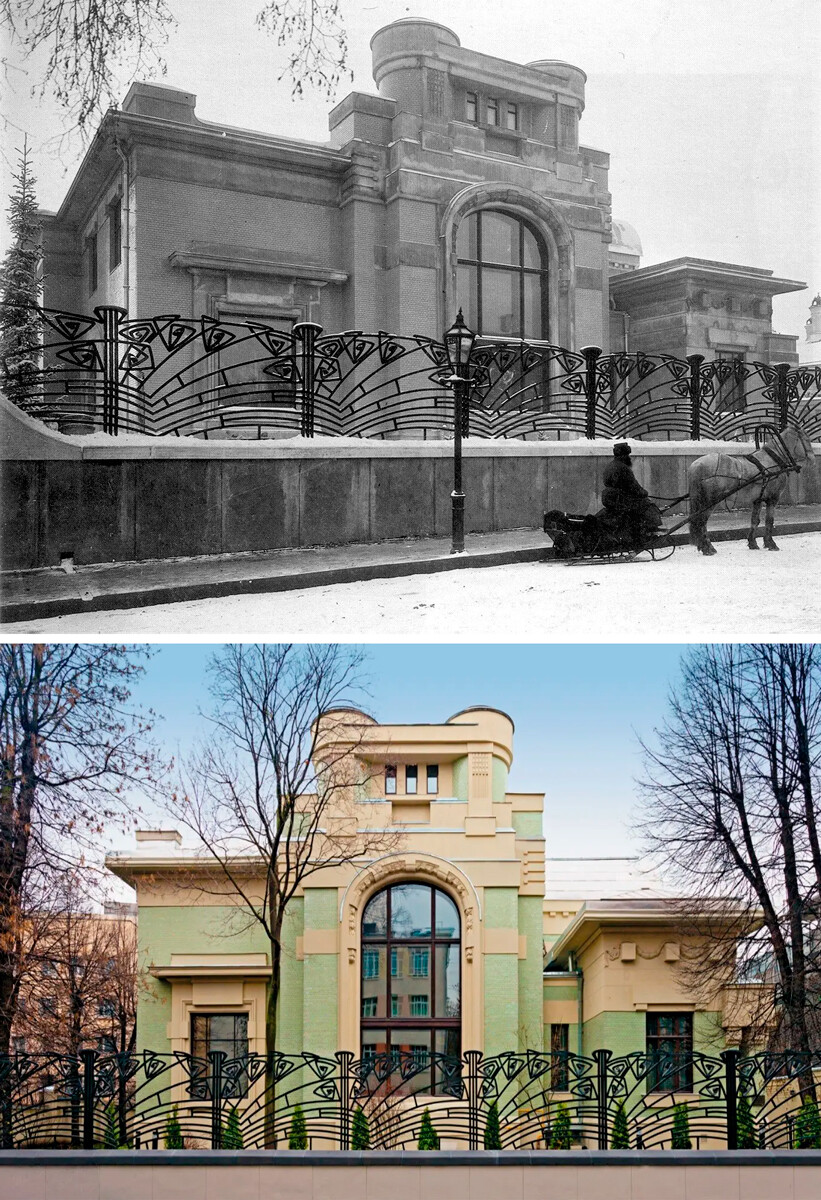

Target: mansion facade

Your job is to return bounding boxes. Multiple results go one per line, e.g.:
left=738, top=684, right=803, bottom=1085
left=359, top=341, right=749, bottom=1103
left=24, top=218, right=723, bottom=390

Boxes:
left=106, top=706, right=758, bottom=1072
left=42, top=18, right=803, bottom=364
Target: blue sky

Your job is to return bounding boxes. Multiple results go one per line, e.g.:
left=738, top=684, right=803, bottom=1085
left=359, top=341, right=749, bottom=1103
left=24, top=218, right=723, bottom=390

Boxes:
left=126, top=643, right=688, bottom=859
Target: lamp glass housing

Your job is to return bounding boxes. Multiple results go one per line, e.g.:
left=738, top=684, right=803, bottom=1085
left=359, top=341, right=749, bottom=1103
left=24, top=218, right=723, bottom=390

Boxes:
left=444, top=308, right=476, bottom=375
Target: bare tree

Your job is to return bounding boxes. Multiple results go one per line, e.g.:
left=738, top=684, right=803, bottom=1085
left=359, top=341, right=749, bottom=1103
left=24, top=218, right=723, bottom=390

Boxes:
left=0, top=643, right=162, bottom=1055
left=2, top=0, right=350, bottom=136
left=638, top=644, right=821, bottom=1073
left=173, top=645, right=400, bottom=1069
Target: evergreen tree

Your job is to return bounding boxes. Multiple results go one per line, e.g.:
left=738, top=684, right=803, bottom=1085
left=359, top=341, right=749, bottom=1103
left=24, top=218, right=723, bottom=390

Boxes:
left=671, top=1105, right=692, bottom=1150
left=483, top=1099, right=502, bottom=1149
left=223, top=1105, right=244, bottom=1149
left=610, top=1101, right=630, bottom=1149
left=164, top=1105, right=184, bottom=1149
left=550, top=1103, right=572, bottom=1149
left=417, top=1108, right=440, bottom=1150
left=736, top=1094, right=756, bottom=1149
left=103, top=1101, right=119, bottom=1149
left=351, top=1106, right=370, bottom=1150
left=289, top=1104, right=308, bottom=1149
left=0, top=140, right=43, bottom=414
left=794, top=1098, right=821, bottom=1149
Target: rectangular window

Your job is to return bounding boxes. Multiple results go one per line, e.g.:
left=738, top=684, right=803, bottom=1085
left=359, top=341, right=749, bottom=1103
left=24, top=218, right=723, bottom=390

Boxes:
left=506, top=102, right=519, bottom=131
left=98, top=998, right=116, bottom=1018
left=410, top=948, right=429, bottom=977
left=391, top=994, right=400, bottom=1017
left=363, top=948, right=380, bottom=979
left=391, top=946, right=401, bottom=977
left=97, top=1036, right=117, bottom=1054
left=487, top=98, right=499, bottom=126
left=646, top=1012, right=693, bottom=1092
left=190, top=1013, right=249, bottom=1098
left=86, top=232, right=98, bottom=294
left=715, top=350, right=747, bottom=413
left=362, top=996, right=377, bottom=1017
left=465, top=92, right=477, bottom=122
left=108, top=198, right=122, bottom=270
left=559, top=106, right=576, bottom=149
left=385, top=765, right=397, bottom=795
left=426, top=764, right=439, bottom=795
left=410, top=994, right=429, bottom=1017
left=551, top=1023, right=569, bottom=1090
left=13, top=1037, right=26, bottom=1055
left=405, top=764, right=418, bottom=794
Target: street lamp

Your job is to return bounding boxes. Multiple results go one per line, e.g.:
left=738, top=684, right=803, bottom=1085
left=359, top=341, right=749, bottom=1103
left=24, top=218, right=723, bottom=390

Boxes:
left=443, top=309, right=476, bottom=554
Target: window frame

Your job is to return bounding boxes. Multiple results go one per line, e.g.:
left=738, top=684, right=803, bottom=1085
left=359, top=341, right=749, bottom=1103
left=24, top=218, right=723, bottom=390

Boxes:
left=465, top=92, right=478, bottom=123
left=190, top=1011, right=250, bottom=1098
left=506, top=102, right=519, bottom=131
left=486, top=97, right=500, bottom=126
left=405, top=764, right=418, bottom=795
left=456, top=208, right=549, bottom=341
left=385, top=765, right=397, bottom=795
left=108, top=197, right=122, bottom=271
left=85, top=231, right=98, bottom=295
left=646, top=1012, right=693, bottom=1092
left=426, top=764, right=439, bottom=795
left=550, top=1022, right=570, bottom=1090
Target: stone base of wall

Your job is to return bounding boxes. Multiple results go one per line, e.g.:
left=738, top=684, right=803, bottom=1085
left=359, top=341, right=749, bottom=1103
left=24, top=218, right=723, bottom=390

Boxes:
left=1, top=1149, right=820, bottom=1200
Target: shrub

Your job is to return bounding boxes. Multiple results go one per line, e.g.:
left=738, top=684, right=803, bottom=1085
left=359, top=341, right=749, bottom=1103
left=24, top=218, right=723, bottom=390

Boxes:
left=550, top=1103, right=572, bottom=1149
left=610, top=1101, right=630, bottom=1149
left=794, top=1098, right=821, bottom=1149
left=223, top=1105, right=244, bottom=1149
left=351, top=1106, right=370, bottom=1150
left=671, top=1105, right=692, bottom=1150
left=417, top=1108, right=440, bottom=1150
left=164, top=1105, right=184, bottom=1149
left=483, top=1099, right=502, bottom=1150
left=102, top=1101, right=119, bottom=1149
left=289, top=1104, right=308, bottom=1149
left=736, top=1094, right=756, bottom=1149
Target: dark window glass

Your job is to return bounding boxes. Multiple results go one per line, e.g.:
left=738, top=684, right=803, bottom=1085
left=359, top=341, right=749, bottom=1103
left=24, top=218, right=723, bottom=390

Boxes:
left=427, top=764, right=439, bottom=795
left=715, top=350, right=747, bottom=413
left=487, top=98, right=499, bottom=126
left=86, top=232, right=98, bottom=294
left=456, top=210, right=548, bottom=340
left=405, top=764, right=418, bottom=794
left=190, top=1013, right=249, bottom=1097
left=108, top=198, right=122, bottom=270
left=465, top=92, right=477, bottom=122
left=98, top=999, right=116, bottom=1018
left=506, top=102, right=519, bottom=131
left=559, top=106, right=577, bottom=149
left=360, top=883, right=461, bottom=1093
left=551, top=1023, right=569, bottom=1090
left=385, top=765, right=397, bottom=795
left=646, top=1013, right=693, bottom=1091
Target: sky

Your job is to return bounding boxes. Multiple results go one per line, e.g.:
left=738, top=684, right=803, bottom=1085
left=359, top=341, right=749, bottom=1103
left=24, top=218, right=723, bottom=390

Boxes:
left=2, top=0, right=819, bottom=339
left=110, top=642, right=689, bottom=866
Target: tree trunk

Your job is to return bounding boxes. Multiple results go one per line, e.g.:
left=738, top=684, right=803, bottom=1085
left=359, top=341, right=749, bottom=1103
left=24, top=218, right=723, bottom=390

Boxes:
left=263, top=902, right=283, bottom=1148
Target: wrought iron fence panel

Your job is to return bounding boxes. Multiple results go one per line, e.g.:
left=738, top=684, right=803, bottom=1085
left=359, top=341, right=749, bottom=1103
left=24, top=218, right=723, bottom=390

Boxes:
left=736, top=1050, right=821, bottom=1148
left=473, top=1048, right=600, bottom=1149
left=346, top=1050, right=470, bottom=1149
left=4, top=307, right=821, bottom=442
left=606, top=1050, right=730, bottom=1149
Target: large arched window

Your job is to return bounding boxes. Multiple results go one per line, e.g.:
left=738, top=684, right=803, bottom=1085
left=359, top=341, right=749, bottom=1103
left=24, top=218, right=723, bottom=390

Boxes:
left=456, top=209, right=548, bottom=339
left=361, top=883, right=460, bottom=1088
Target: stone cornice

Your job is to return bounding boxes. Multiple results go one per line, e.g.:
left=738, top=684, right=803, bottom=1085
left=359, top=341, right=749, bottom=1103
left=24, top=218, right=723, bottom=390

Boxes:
left=168, top=244, right=348, bottom=285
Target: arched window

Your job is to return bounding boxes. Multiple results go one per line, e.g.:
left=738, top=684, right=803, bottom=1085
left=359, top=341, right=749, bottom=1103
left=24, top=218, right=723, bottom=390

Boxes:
left=361, top=883, right=460, bottom=1088
left=456, top=209, right=548, bottom=339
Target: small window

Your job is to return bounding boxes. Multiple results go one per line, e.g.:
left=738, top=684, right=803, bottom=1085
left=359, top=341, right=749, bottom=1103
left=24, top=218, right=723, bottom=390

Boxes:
left=506, top=102, right=519, bottom=131
left=97, top=1036, right=117, bottom=1054
left=559, top=106, right=577, bottom=149
left=13, top=1037, right=26, bottom=1055
left=385, top=765, right=397, bottom=795
left=98, top=999, right=116, bottom=1018
left=646, top=1012, right=693, bottom=1091
left=108, top=197, right=122, bottom=270
left=410, top=994, right=429, bottom=1017
left=190, top=1013, right=249, bottom=1098
left=405, top=765, right=418, bottom=795
left=41, top=960, right=56, bottom=978
left=40, top=996, right=56, bottom=1015
left=487, top=98, right=499, bottom=126
left=70, top=956, right=83, bottom=980
left=86, top=232, right=98, bottom=294
left=391, top=947, right=401, bottom=978
left=362, top=996, right=378, bottom=1017
left=551, top=1023, right=569, bottom=1090
left=363, top=948, right=380, bottom=979
left=411, top=948, right=429, bottom=978
left=466, top=92, right=477, bottom=122
left=391, top=994, right=400, bottom=1017
left=426, top=764, right=439, bottom=795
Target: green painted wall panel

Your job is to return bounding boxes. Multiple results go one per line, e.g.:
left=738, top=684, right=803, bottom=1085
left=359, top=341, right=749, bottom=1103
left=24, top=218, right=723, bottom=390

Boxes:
left=492, top=757, right=508, bottom=803
left=518, top=895, right=543, bottom=1051
left=484, top=955, right=518, bottom=1056
left=304, top=887, right=338, bottom=931
left=512, top=811, right=542, bottom=837
left=304, top=955, right=338, bottom=1057
left=483, top=887, right=518, bottom=929
left=582, top=1010, right=644, bottom=1058
left=278, top=897, right=304, bottom=1053
left=543, top=984, right=580, bottom=1002
left=453, top=756, right=468, bottom=801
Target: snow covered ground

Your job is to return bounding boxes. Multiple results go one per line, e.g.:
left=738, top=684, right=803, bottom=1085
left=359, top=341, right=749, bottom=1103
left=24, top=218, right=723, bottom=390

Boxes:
left=7, top=533, right=820, bottom=640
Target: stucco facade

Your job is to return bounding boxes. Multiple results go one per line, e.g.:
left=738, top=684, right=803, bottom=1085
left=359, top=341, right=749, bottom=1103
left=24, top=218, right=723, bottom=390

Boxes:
left=106, top=706, right=754, bottom=1066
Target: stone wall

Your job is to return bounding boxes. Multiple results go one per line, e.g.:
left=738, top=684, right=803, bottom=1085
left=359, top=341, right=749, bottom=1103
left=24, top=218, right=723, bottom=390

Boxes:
left=1, top=1149, right=819, bottom=1200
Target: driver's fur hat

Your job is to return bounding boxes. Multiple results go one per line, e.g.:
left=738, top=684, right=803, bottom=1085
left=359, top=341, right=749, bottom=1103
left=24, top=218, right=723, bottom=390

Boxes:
left=613, top=442, right=632, bottom=458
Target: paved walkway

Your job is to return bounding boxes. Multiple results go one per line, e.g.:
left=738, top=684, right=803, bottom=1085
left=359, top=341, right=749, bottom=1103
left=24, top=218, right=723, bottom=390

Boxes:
left=3, top=506, right=821, bottom=626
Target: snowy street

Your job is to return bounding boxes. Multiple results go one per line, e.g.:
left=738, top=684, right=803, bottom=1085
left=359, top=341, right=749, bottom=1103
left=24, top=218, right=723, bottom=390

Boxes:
left=5, top=533, right=819, bottom=640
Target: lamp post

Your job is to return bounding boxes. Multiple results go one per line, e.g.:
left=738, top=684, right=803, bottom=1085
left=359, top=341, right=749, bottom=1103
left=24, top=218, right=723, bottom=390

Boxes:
left=444, top=309, right=476, bottom=554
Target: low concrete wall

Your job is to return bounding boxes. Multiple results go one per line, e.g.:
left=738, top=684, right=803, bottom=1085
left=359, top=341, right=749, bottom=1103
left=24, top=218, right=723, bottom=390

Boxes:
left=1, top=1149, right=820, bottom=1200
left=3, top=397, right=820, bottom=570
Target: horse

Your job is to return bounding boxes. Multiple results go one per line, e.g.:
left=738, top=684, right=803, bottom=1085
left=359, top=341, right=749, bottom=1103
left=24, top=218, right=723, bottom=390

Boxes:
left=688, top=424, right=816, bottom=555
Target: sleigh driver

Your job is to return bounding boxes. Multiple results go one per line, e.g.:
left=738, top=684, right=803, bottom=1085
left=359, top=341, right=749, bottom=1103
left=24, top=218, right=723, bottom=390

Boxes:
left=601, top=442, right=663, bottom=544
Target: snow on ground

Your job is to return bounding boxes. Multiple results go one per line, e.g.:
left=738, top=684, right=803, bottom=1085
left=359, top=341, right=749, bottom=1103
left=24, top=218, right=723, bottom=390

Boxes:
left=6, top=534, right=820, bottom=640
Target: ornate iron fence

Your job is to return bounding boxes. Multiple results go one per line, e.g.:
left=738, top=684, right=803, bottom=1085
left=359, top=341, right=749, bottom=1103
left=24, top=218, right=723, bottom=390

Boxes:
left=1, top=1047, right=820, bottom=1151
left=7, top=306, right=821, bottom=442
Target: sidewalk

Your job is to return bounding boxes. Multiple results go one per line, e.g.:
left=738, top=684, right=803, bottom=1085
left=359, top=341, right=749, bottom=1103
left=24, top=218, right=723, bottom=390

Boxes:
left=3, top=507, right=821, bottom=626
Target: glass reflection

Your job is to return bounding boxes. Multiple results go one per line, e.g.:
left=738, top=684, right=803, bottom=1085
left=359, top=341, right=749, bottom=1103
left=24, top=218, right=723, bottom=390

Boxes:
left=390, top=883, right=431, bottom=938
left=362, top=890, right=387, bottom=938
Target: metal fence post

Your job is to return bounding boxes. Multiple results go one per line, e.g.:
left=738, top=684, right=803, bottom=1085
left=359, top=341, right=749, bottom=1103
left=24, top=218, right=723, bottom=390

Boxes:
left=337, top=1050, right=353, bottom=1150
left=209, top=1050, right=225, bottom=1149
left=294, top=322, right=322, bottom=438
left=594, top=1049, right=611, bottom=1149
left=96, top=306, right=126, bottom=435
left=464, top=1050, right=482, bottom=1151
left=580, top=346, right=601, bottom=439
left=81, top=1047, right=97, bottom=1149
left=774, top=361, right=791, bottom=429
left=687, top=353, right=705, bottom=440
left=722, top=1048, right=739, bottom=1150
left=0, top=1055, right=11, bottom=1149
